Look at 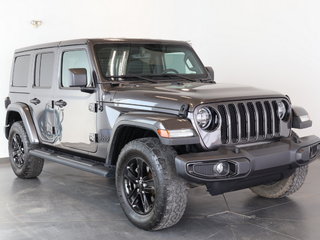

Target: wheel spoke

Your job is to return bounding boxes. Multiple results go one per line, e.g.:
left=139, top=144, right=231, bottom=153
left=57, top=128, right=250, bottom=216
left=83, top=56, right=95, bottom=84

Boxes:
left=143, top=179, right=155, bottom=192
left=144, top=179, right=154, bottom=185
left=137, top=158, right=144, bottom=178
left=141, top=192, right=150, bottom=213
left=20, top=155, right=25, bottom=165
left=144, top=187, right=155, bottom=193
left=12, top=135, right=19, bottom=150
left=125, top=168, right=138, bottom=184
left=130, top=188, right=139, bottom=205
left=128, top=187, right=138, bottom=199
left=12, top=150, right=18, bottom=158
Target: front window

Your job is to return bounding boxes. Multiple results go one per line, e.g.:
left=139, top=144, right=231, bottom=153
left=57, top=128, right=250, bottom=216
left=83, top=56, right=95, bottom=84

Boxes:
left=61, top=50, right=91, bottom=87
left=94, top=44, right=206, bottom=80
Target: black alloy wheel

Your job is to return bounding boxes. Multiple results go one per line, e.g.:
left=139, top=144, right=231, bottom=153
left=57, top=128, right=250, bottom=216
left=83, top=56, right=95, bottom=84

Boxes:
left=11, top=133, right=25, bottom=168
left=124, top=157, right=155, bottom=215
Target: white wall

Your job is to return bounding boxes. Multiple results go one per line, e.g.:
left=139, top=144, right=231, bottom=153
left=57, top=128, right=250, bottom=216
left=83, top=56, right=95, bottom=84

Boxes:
left=0, top=0, right=319, bottom=157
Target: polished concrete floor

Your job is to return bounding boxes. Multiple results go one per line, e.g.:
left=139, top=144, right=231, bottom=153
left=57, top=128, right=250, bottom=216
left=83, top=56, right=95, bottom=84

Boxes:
left=0, top=157, right=320, bottom=240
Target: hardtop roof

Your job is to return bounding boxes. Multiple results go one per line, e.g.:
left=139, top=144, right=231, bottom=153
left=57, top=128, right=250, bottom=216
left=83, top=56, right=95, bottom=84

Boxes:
left=15, top=38, right=190, bottom=53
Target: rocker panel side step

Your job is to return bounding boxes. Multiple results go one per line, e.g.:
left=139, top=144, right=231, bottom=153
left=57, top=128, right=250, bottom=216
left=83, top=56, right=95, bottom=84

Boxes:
left=29, top=149, right=113, bottom=177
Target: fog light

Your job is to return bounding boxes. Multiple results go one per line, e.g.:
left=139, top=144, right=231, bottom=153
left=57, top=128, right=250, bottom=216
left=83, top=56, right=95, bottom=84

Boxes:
left=213, top=162, right=230, bottom=176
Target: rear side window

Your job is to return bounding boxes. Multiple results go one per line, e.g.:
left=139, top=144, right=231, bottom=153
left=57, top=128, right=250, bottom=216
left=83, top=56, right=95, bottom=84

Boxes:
left=12, top=55, right=31, bottom=87
left=34, top=52, right=54, bottom=88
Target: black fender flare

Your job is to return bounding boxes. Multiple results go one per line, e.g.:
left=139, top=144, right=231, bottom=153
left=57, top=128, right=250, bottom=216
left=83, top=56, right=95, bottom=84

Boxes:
left=5, top=103, right=39, bottom=144
left=292, top=106, right=312, bottom=129
left=106, top=112, right=199, bottom=165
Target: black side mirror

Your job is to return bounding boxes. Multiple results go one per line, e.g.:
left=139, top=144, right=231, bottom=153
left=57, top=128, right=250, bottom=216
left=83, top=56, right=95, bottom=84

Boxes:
left=81, top=87, right=96, bottom=94
left=205, top=66, right=214, bottom=81
left=69, top=68, right=87, bottom=87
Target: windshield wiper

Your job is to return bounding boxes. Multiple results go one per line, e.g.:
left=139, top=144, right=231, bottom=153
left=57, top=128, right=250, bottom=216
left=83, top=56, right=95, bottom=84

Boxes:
left=200, top=78, right=215, bottom=83
left=149, top=73, right=197, bottom=82
left=104, top=75, right=158, bottom=83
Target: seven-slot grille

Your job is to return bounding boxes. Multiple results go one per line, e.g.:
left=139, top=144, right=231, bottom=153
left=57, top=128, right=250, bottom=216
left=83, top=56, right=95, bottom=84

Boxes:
left=217, top=100, right=282, bottom=144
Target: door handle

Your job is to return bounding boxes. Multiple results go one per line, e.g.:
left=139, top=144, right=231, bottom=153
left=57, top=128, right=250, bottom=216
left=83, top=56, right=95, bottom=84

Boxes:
left=55, top=99, right=67, bottom=108
left=30, top=98, right=41, bottom=105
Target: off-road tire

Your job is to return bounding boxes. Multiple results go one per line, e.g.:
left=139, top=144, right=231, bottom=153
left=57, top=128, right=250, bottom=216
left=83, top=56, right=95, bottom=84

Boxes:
left=8, top=121, right=44, bottom=178
left=116, top=137, right=188, bottom=230
left=251, top=131, right=308, bottom=198
left=250, top=165, right=308, bottom=198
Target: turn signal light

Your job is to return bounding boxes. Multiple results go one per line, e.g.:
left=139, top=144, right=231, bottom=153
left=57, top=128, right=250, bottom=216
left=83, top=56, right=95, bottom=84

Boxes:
left=157, top=129, right=195, bottom=138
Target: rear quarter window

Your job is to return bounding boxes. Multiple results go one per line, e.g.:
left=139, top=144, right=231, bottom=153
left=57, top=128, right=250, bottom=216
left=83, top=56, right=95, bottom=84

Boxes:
left=12, top=55, right=31, bottom=87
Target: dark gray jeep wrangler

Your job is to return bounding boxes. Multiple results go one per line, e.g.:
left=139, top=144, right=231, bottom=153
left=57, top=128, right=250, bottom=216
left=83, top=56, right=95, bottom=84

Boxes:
left=5, top=38, right=320, bottom=230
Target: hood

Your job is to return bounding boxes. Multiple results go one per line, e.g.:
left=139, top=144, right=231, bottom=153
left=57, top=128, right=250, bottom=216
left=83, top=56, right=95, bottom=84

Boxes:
left=108, top=82, right=285, bottom=112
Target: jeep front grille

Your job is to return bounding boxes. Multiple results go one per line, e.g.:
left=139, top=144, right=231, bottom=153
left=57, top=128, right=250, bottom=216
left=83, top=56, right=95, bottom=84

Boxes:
left=217, top=100, right=284, bottom=144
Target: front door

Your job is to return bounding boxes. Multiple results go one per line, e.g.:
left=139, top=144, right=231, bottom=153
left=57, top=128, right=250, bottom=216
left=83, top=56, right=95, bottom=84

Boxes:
left=53, top=46, right=97, bottom=153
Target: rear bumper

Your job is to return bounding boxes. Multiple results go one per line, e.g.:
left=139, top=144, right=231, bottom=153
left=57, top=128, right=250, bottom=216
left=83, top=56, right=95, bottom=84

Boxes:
left=175, top=135, right=320, bottom=194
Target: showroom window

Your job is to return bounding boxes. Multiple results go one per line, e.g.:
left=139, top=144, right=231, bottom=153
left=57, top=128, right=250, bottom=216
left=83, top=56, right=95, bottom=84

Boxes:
left=12, top=55, right=31, bottom=87
left=34, top=52, right=54, bottom=88
left=61, top=50, right=91, bottom=87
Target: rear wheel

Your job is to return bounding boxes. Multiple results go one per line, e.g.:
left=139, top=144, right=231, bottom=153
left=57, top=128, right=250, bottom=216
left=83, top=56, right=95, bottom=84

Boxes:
left=116, top=137, right=188, bottom=230
left=8, top=121, right=44, bottom=178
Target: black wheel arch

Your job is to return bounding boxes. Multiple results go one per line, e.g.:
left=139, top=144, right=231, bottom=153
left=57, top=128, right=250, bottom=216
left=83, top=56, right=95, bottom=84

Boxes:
left=5, top=103, right=39, bottom=144
left=107, top=124, right=158, bottom=166
left=105, top=112, right=200, bottom=166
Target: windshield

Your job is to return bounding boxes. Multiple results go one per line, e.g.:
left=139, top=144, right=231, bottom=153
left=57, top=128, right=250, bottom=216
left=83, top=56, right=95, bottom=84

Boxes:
left=94, top=43, right=207, bottom=81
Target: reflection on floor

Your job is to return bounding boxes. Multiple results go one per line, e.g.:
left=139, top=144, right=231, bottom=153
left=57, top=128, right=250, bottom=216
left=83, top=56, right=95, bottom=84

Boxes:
left=0, top=158, right=319, bottom=240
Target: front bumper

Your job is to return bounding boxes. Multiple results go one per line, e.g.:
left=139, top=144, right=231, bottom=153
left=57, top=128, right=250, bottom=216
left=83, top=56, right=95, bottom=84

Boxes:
left=175, top=135, right=320, bottom=194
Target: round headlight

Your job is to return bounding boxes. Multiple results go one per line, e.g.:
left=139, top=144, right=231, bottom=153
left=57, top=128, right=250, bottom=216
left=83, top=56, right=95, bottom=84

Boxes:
left=196, top=107, right=212, bottom=129
left=196, top=107, right=220, bottom=130
left=277, top=101, right=288, bottom=120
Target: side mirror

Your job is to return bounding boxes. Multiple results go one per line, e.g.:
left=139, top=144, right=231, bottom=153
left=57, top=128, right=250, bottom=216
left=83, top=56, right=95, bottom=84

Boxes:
left=81, top=87, right=96, bottom=94
left=69, top=68, right=87, bottom=87
left=205, top=66, right=214, bottom=81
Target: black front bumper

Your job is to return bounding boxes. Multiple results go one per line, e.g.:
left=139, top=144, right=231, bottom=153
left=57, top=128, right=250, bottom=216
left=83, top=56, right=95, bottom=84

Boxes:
left=175, top=135, right=320, bottom=195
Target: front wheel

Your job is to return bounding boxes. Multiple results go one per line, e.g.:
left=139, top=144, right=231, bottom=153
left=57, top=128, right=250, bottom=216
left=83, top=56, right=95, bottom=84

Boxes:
left=116, top=138, right=188, bottom=230
left=250, top=165, right=308, bottom=198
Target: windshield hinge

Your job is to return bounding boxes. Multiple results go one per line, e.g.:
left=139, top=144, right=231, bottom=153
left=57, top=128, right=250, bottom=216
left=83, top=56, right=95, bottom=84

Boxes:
left=89, top=133, right=99, bottom=143
left=89, top=103, right=98, bottom=113
left=178, top=104, right=189, bottom=118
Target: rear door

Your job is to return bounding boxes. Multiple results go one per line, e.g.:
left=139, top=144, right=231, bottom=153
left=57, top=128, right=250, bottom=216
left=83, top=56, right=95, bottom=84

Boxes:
left=52, top=46, right=98, bottom=153
left=29, top=50, right=58, bottom=144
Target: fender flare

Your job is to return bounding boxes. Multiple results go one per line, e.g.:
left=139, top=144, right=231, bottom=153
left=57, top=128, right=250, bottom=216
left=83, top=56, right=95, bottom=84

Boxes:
left=5, top=103, right=39, bottom=144
left=105, top=112, right=200, bottom=165
left=292, top=106, right=312, bottom=129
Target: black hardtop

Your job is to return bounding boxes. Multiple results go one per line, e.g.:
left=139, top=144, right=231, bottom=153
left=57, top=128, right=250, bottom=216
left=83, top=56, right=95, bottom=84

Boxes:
left=15, top=38, right=191, bottom=53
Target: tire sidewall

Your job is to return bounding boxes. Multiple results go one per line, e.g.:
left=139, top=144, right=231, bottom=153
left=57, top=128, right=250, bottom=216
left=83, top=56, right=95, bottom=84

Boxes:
left=8, top=122, right=31, bottom=176
left=116, top=143, right=167, bottom=230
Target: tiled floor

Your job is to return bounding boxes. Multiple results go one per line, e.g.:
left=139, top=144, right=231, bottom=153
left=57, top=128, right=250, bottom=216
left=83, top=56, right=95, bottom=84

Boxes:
left=0, top=157, right=319, bottom=240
